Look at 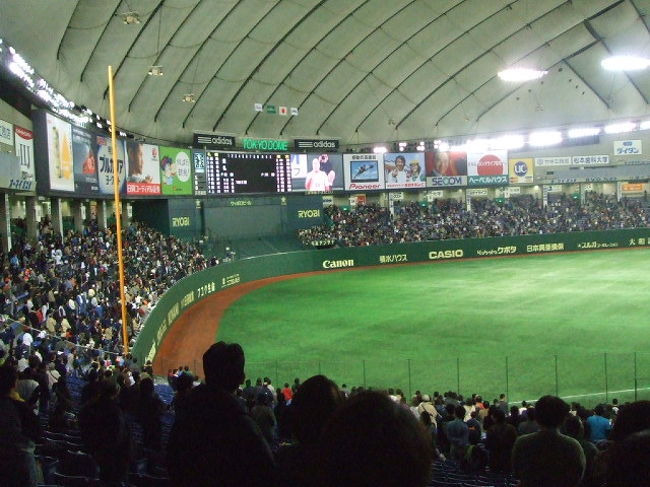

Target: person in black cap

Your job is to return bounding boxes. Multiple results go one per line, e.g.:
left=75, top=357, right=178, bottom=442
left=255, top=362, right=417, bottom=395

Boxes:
left=166, top=341, right=276, bottom=487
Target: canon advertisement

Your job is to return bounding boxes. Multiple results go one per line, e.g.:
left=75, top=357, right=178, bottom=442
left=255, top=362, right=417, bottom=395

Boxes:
left=343, top=154, right=385, bottom=191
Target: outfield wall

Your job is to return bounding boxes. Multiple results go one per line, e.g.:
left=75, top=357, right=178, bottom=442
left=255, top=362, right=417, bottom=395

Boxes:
left=133, top=228, right=650, bottom=364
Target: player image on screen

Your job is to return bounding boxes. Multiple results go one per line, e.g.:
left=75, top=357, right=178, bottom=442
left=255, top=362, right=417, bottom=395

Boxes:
left=429, top=151, right=468, bottom=177
left=385, top=155, right=408, bottom=184
left=127, top=142, right=152, bottom=183
left=305, top=157, right=330, bottom=191
left=317, top=153, right=335, bottom=190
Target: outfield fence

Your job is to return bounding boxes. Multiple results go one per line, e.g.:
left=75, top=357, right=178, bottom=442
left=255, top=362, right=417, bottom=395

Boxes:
left=138, top=228, right=650, bottom=408
left=157, top=351, right=650, bottom=408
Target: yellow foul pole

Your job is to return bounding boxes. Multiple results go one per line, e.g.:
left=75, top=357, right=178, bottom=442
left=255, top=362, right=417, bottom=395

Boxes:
left=107, top=65, right=130, bottom=355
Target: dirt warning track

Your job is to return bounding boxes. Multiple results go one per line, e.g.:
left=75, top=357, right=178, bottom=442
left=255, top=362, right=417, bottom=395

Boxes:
left=153, top=273, right=302, bottom=378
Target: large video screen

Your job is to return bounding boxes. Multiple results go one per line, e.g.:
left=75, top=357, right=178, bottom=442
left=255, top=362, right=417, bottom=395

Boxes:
left=38, top=112, right=127, bottom=196
left=343, top=154, right=385, bottom=190
left=289, top=153, right=344, bottom=192
left=383, top=152, right=426, bottom=189
left=126, top=142, right=161, bottom=195
left=425, top=151, right=468, bottom=188
left=205, top=152, right=292, bottom=194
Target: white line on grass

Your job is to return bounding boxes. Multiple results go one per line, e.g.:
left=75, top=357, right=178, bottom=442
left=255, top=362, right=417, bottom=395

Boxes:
left=518, top=385, right=650, bottom=404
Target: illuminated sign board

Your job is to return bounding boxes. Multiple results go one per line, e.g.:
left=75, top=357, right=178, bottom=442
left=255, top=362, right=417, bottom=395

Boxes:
left=241, top=138, right=289, bottom=152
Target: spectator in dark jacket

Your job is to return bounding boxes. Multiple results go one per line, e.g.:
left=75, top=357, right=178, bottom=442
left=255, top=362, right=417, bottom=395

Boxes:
left=166, top=342, right=276, bottom=487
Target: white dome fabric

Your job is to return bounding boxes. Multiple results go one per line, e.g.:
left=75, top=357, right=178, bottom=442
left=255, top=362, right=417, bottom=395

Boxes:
left=1, top=0, right=648, bottom=145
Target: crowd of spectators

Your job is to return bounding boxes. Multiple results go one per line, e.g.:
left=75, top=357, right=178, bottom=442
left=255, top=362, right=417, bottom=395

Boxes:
left=0, top=218, right=214, bottom=368
left=2, top=338, right=650, bottom=486
left=298, top=193, right=650, bottom=247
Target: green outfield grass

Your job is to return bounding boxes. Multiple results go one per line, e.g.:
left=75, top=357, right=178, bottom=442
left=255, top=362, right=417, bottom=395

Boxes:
left=217, top=248, right=650, bottom=406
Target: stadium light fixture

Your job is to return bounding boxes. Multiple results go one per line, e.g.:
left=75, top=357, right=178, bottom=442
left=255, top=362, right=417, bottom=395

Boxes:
left=121, top=11, right=141, bottom=24
left=437, top=141, right=450, bottom=152
left=148, top=65, right=164, bottom=76
left=640, top=120, right=650, bottom=130
left=465, top=138, right=490, bottom=152
left=604, top=121, right=636, bottom=134
left=498, top=68, right=547, bottom=82
left=568, top=127, right=601, bottom=138
left=182, top=93, right=196, bottom=103
left=373, top=146, right=387, bottom=154
left=528, top=131, right=562, bottom=147
left=492, top=134, right=524, bottom=150
left=601, top=55, right=650, bottom=71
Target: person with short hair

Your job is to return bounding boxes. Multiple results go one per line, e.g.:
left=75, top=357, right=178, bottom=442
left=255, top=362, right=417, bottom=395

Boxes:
left=445, top=404, right=470, bottom=461
left=276, top=374, right=343, bottom=486
left=485, top=408, right=517, bottom=473
left=166, top=341, right=276, bottom=487
left=0, top=363, right=41, bottom=487
left=587, top=404, right=612, bottom=443
left=320, top=391, right=432, bottom=487
left=512, top=395, right=585, bottom=487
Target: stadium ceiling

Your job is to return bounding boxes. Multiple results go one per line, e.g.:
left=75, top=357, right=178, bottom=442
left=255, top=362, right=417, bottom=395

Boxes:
left=1, top=0, right=650, bottom=146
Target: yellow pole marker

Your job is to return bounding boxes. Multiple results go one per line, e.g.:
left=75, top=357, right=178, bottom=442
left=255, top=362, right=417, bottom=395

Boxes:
left=107, top=65, right=130, bottom=355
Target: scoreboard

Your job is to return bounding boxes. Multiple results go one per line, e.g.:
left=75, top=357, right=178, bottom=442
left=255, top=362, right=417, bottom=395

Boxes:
left=205, top=151, right=292, bottom=194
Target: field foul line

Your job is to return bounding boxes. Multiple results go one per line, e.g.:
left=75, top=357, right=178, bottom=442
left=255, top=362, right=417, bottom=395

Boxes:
left=519, top=385, right=650, bottom=404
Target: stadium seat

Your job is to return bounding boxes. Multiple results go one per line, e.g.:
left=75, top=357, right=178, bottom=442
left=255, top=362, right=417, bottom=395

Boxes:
left=52, top=472, right=94, bottom=487
left=38, top=456, right=59, bottom=485
left=128, top=473, right=170, bottom=487
left=57, top=450, right=99, bottom=478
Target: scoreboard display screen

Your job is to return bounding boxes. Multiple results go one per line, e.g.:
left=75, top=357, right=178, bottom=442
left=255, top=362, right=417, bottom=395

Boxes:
left=205, top=152, right=292, bottom=194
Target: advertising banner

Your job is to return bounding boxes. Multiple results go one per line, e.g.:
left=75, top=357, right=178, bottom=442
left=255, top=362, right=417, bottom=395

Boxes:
left=622, top=183, right=644, bottom=192
left=13, top=126, right=35, bottom=192
left=426, top=190, right=444, bottom=201
left=508, top=157, right=534, bottom=184
left=425, top=151, right=468, bottom=187
left=614, top=140, right=642, bottom=156
left=571, top=155, right=609, bottom=165
left=383, top=153, right=425, bottom=189
left=0, top=119, right=13, bottom=150
left=535, top=156, right=571, bottom=167
left=290, top=153, right=344, bottom=192
left=72, top=125, right=99, bottom=194
left=45, top=113, right=74, bottom=192
left=344, top=153, right=384, bottom=190
left=192, top=132, right=235, bottom=150
left=160, top=146, right=193, bottom=195
left=126, top=142, right=161, bottom=195
left=293, top=139, right=339, bottom=152
left=467, top=150, right=508, bottom=186
left=96, top=135, right=126, bottom=195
